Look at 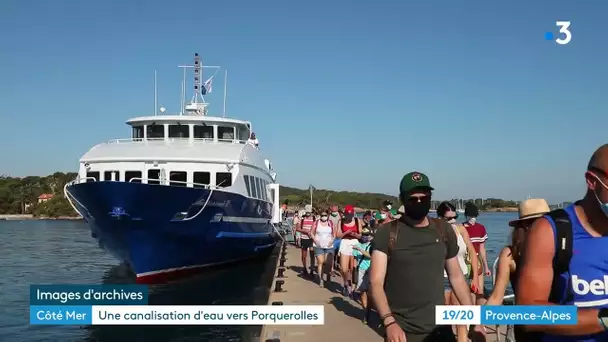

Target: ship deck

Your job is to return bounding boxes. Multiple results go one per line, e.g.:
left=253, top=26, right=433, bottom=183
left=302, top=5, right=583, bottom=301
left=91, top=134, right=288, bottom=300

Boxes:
left=258, top=239, right=510, bottom=342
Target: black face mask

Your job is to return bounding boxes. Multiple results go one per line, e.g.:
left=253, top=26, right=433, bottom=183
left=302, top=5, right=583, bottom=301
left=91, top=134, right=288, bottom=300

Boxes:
left=403, top=197, right=431, bottom=221
left=344, top=214, right=354, bottom=221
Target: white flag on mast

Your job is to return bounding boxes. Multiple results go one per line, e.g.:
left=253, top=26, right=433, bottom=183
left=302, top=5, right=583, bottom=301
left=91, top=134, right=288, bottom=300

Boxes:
left=203, top=76, right=214, bottom=94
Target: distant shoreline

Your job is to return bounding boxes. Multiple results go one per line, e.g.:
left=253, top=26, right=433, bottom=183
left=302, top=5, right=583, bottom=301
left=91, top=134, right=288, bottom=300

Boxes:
left=483, top=207, right=518, bottom=212
left=0, top=214, right=83, bottom=221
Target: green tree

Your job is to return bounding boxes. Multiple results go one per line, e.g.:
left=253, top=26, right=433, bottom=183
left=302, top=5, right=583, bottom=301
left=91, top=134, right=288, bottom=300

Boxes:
left=0, top=172, right=78, bottom=217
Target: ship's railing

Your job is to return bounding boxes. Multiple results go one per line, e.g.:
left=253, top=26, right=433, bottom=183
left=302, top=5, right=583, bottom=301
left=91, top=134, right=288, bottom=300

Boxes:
left=105, top=137, right=249, bottom=144
left=127, top=177, right=220, bottom=189
left=66, top=176, right=229, bottom=191
left=70, top=177, right=98, bottom=184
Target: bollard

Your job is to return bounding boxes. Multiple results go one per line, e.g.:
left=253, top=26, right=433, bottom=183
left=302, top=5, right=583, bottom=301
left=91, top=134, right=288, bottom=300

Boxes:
left=277, top=267, right=285, bottom=278
left=274, top=279, right=285, bottom=292
left=271, top=301, right=283, bottom=306
left=279, top=258, right=286, bottom=267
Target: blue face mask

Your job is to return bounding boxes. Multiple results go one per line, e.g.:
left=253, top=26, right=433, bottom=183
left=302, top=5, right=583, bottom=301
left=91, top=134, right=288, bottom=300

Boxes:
left=593, top=176, right=608, bottom=216
left=360, top=236, right=371, bottom=243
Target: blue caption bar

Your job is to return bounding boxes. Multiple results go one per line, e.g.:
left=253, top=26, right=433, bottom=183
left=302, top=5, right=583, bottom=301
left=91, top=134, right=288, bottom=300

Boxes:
left=30, top=305, right=92, bottom=325
left=481, top=305, right=577, bottom=325
left=30, top=285, right=148, bottom=305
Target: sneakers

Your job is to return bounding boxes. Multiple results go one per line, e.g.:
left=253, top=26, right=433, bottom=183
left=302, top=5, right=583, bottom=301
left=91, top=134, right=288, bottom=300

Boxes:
left=342, top=285, right=352, bottom=297
left=319, top=279, right=324, bottom=288
left=362, top=310, right=370, bottom=325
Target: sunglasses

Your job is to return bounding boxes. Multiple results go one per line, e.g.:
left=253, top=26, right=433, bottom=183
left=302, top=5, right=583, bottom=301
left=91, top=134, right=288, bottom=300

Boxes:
left=405, top=196, right=429, bottom=203
left=443, top=215, right=458, bottom=221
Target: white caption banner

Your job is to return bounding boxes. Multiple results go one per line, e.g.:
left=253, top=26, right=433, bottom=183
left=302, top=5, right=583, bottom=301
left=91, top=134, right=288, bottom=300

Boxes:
left=91, top=305, right=324, bottom=325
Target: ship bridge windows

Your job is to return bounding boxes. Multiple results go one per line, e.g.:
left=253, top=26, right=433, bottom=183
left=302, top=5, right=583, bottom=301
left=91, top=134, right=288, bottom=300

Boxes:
left=86, top=171, right=100, bottom=182
left=132, top=126, right=144, bottom=141
left=125, top=171, right=142, bottom=183
left=216, top=172, right=232, bottom=188
left=237, top=124, right=250, bottom=142
left=168, top=124, right=189, bottom=138
left=147, top=169, right=161, bottom=185
left=218, top=126, right=235, bottom=141
left=147, top=124, right=164, bottom=139
left=193, top=171, right=211, bottom=188
left=261, top=179, right=268, bottom=201
left=249, top=176, right=258, bottom=198
left=169, top=171, right=187, bottom=187
left=243, top=175, right=270, bottom=201
left=244, top=175, right=252, bottom=197
left=193, top=125, right=214, bottom=139
left=254, top=178, right=262, bottom=201
left=104, top=171, right=118, bottom=181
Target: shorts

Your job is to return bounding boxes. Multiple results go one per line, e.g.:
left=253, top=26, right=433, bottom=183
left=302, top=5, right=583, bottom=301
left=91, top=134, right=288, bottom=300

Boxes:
left=339, top=238, right=358, bottom=256
left=300, top=238, right=313, bottom=249
left=356, top=269, right=370, bottom=292
left=401, top=326, right=456, bottom=342
left=314, top=247, right=333, bottom=256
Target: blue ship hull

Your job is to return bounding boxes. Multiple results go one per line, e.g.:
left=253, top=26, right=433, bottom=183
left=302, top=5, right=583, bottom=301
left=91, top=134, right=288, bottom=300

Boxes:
left=66, top=181, right=276, bottom=283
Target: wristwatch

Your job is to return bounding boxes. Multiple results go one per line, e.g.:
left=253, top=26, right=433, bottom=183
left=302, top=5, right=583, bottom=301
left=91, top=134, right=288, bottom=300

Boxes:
left=598, top=308, right=608, bottom=330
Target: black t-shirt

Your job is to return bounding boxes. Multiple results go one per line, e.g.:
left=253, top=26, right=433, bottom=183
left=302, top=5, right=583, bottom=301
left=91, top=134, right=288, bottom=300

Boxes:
left=372, top=218, right=458, bottom=334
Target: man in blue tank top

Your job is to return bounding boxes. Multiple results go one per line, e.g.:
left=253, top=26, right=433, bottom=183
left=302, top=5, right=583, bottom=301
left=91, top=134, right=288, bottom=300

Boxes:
left=517, top=144, right=608, bottom=341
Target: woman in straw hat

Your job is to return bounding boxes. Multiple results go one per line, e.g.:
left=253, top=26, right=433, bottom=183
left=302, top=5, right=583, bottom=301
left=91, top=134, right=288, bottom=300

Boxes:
left=485, top=198, right=551, bottom=339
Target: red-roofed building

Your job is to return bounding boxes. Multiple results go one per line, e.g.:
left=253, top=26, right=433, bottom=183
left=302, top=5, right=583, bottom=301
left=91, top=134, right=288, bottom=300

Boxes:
left=38, top=193, right=54, bottom=203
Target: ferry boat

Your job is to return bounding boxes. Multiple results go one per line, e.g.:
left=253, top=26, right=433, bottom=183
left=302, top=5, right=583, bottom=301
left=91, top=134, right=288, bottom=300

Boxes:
left=64, top=54, right=281, bottom=283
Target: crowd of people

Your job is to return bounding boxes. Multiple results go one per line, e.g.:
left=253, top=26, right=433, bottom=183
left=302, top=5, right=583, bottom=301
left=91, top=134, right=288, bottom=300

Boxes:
left=288, top=144, right=608, bottom=342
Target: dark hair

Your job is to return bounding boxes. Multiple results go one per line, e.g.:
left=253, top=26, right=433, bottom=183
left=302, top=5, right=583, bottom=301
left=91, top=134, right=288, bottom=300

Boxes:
left=437, top=201, right=456, bottom=218
left=510, top=227, right=526, bottom=265
left=464, top=202, right=479, bottom=217
left=509, top=218, right=536, bottom=265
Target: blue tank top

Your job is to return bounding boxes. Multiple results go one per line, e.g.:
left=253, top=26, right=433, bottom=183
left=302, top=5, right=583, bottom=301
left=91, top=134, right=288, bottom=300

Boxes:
left=543, top=204, right=608, bottom=342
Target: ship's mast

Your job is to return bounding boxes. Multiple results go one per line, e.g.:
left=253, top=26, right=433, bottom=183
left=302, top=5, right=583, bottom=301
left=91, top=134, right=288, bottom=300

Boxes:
left=193, top=53, right=203, bottom=105
left=178, top=53, right=221, bottom=116
left=177, top=53, right=221, bottom=116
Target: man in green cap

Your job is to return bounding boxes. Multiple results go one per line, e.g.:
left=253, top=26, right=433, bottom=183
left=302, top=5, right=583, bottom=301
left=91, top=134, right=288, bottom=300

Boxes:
left=369, top=171, right=480, bottom=342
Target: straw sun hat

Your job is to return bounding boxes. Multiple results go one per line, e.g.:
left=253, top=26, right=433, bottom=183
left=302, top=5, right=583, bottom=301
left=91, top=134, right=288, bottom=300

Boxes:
left=508, top=198, right=551, bottom=227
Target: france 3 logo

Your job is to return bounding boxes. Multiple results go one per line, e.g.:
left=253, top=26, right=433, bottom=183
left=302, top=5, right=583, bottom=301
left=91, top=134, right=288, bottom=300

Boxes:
left=545, top=21, right=572, bottom=45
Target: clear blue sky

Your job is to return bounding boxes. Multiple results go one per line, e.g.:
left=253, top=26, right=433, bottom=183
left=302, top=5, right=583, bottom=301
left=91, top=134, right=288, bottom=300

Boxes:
left=1, top=0, right=606, bottom=203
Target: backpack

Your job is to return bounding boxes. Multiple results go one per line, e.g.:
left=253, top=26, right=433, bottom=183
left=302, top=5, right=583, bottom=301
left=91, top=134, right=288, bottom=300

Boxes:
left=546, top=209, right=574, bottom=304
left=386, top=217, right=449, bottom=262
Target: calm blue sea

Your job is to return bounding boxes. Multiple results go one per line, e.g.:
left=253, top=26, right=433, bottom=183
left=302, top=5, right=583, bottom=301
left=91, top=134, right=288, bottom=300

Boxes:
left=0, top=220, right=279, bottom=342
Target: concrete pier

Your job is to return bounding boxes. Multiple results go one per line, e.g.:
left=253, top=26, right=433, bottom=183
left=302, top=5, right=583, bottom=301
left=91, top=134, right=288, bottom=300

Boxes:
left=261, top=240, right=510, bottom=342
